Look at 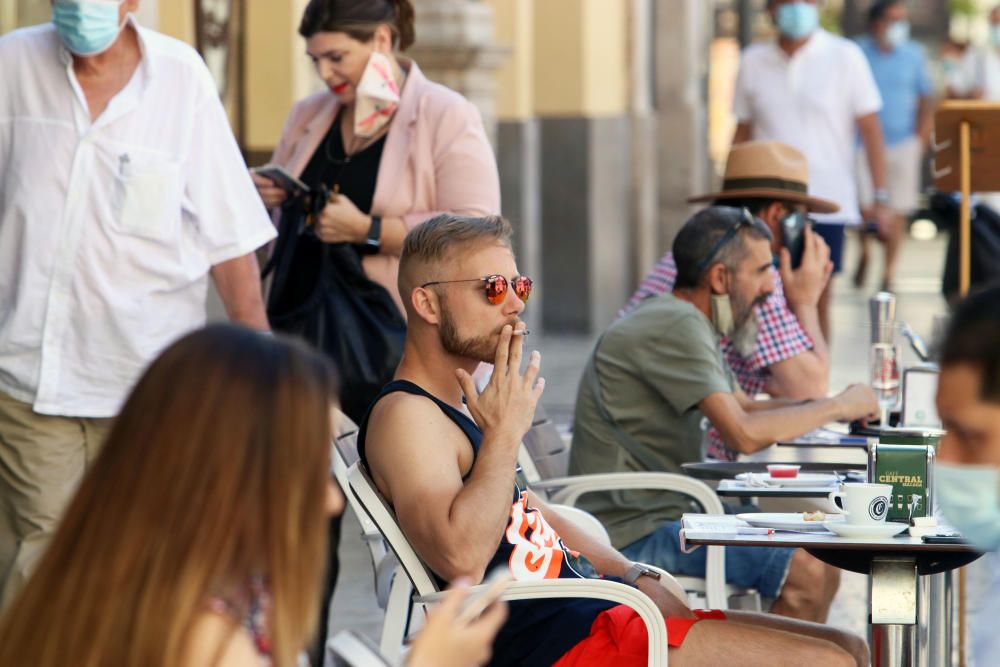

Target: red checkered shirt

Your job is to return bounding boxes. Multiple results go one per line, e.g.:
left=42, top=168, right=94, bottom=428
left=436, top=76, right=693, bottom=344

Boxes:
left=620, top=252, right=814, bottom=461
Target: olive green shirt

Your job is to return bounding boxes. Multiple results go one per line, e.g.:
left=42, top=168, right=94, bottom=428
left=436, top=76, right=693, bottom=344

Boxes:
left=568, top=293, right=736, bottom=548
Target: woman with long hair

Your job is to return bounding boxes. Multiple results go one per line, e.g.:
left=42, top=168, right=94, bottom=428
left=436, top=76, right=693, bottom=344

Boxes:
left=0, top=325, right=503, bottom=667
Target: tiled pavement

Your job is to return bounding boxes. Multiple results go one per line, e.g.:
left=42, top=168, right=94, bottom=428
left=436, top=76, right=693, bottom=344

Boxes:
left=325, top=233, right=993, bottom=663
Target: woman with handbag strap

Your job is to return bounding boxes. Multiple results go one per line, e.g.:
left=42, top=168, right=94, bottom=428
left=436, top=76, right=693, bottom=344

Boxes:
left=253, top=0, right=500, bottom=423
left=250, top=1, right=500, bottom=660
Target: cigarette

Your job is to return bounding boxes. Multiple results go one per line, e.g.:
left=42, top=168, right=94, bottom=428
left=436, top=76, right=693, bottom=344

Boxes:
left=735, top=528, right=774, bottom=535
left=512, top=330, right=531, bottom=336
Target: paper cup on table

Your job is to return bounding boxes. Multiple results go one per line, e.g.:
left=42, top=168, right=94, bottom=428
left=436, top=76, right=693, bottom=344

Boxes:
left=827, top=483, right=893, bottom=525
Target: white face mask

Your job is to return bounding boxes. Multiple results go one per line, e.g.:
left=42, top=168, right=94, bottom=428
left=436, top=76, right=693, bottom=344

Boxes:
left=710, top=293, right=735, bottom=338
left=353, top=51, right=402, bottom=138
left=885, top=20, right=910, bottom=48
left=935, top=462, right=1000, bottom=551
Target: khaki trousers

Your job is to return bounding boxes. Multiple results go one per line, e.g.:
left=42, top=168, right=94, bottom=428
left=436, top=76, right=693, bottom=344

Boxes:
left=0, top=392, right=113, bottom=609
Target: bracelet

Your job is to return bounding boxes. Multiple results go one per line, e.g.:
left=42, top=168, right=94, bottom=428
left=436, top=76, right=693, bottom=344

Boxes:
left=873, top=188, right=890, bottom=205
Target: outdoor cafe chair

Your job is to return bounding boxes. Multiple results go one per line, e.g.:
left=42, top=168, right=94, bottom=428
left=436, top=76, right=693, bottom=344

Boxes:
left=324, top=629, right=391, bottom=667
left=517, top=407, right=761, bottom=611
left=346, top=461, right=679, bottom=666
left=331, top=416, right=398, bottom=609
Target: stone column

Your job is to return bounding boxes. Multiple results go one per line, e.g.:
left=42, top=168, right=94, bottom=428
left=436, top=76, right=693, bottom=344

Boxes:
left=408, top=0, right=509, bottom=145
left=533, top=0, right=632, bottom=334
left=654, top=0, right=713, bottom=256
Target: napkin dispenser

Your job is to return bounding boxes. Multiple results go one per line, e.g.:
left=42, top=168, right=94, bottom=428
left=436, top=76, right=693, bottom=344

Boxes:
left=901, top=366, right=941, bottom=429
left=867, top=443, right=935, bottom=521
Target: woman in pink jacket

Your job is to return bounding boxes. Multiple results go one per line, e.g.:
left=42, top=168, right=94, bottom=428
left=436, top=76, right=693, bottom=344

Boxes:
left=250, top=1, right=499, bottom=659
left=252, top=0, right=499, bottom=318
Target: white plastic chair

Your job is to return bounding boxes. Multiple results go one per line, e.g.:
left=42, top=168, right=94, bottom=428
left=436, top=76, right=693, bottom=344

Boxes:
left=324, top=630, right=392, bottom=667
left=347, top=462, right=679, bottom=666
left=331, top=418, right=398, bottom=609
left=519, top=413, right=760, bottom=611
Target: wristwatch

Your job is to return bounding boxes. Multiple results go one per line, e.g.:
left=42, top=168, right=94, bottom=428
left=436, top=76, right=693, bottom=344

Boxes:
left=362, top=215, right=382, bottom=255
left=873, top=188, right=890, bottom=206
left=624, top=562, right=662, bottom=588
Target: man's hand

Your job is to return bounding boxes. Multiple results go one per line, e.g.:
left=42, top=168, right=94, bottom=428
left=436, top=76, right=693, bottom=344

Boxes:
left=407, top=580, right=508, bottom=667
left=636, top=574, right=695, bottom=620
left=833, top=384, right=879, bottom=422
left=872, top=203, right=896, bottom=242
left=778, top=226, right=832, bottom=310
left=456, top=325, right=544, bottom=445
left=315, top=193, right=370, bottom=244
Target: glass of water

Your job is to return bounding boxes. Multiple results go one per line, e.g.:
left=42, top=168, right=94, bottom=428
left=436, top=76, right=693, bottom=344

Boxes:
left=870, top=343, right=902, bottom=427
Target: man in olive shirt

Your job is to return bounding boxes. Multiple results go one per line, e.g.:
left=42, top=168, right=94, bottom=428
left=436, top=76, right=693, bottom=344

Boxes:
left=570, top=207, right=878, bottom=623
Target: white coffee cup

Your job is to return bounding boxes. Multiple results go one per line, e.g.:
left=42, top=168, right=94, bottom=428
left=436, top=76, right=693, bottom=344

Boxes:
left=827, top=483, right=893, bottom=525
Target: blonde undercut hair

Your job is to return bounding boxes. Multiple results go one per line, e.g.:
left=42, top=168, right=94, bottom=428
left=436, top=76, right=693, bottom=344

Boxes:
left=398, top=214, right=513, bottom=306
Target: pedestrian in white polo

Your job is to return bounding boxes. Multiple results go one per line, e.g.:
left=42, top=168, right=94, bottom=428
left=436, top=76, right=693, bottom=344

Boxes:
left=0, top=0, right=276, bottom=606
left=733, top=0, right=890, bottom=340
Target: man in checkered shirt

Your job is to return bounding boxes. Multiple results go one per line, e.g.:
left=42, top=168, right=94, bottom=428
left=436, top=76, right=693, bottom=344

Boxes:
left=621, top=142, right=833, bottom=461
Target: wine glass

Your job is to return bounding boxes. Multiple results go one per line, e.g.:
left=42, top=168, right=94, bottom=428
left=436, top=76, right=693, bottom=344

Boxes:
left=870, top=343, right=902, bottom=427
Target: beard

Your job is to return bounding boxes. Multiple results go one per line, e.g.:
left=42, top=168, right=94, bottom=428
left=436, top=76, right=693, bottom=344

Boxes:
left=439, top=303, right=502, bottom=363
left=729, top=290, right=765, bottom=357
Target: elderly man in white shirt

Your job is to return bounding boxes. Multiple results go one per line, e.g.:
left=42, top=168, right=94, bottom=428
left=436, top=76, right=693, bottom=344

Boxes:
left=732, top=0, right=890, bottom=341
left=0, top=0, right=276, bottom=606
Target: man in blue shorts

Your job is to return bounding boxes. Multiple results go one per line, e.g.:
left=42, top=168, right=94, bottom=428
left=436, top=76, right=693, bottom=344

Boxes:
left=571, top=207, right=879, bottom=623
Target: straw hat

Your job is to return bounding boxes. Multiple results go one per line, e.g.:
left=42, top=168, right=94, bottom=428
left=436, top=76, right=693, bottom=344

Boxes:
left=687, top=141, right=839, bottom=213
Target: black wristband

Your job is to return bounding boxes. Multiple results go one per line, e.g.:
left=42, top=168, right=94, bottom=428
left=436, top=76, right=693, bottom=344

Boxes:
left=362, top=215, right=382, bottom=255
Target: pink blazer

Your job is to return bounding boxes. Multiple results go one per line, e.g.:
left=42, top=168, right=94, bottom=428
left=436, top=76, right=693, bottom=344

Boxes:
left=270, top=59, right=501, bottom=313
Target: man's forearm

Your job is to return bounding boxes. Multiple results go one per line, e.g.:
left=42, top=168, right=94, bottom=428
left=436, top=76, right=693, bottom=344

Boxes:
left=763, top=301, right=830, bottom=399
left=210, top=254, right=269, bottom=330
left=736, top=397, right=844, bottom=452
left=859, top=114, right=888, bottom=190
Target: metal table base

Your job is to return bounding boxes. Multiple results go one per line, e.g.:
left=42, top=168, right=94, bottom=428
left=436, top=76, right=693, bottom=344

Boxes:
left=868, top=559, right=955, bottom=667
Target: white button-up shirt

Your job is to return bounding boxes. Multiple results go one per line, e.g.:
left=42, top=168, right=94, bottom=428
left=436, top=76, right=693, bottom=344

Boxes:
left=733, top=29, right=883, bottom=225
left=0, top=21, right=276, bottom=417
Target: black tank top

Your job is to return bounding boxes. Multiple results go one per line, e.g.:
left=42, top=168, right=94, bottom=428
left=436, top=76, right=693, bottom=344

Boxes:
left=358, top=380, right=614, bottom=667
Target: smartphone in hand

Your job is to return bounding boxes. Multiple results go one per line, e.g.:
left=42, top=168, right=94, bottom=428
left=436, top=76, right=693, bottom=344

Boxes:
left=250, top=164, right=310, bottom=194
left=781, top=210, right=809, bottom=270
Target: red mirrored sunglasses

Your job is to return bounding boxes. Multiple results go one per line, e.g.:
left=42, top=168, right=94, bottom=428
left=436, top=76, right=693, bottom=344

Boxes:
left=421, top=274, right=533, bottom=305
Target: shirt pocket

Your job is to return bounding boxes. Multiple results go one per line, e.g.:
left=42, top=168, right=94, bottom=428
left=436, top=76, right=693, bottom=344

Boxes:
left=114, top=156, right=183, bottom=241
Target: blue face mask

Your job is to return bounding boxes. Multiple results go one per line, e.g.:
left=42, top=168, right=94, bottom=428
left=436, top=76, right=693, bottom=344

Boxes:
left=776, top=2, right=819, bottom=40
left=52, top=0, right=125, bottom=57
left=886, top=20, right=910, bottom=48
left=935, top=462, right=1000, bottom=552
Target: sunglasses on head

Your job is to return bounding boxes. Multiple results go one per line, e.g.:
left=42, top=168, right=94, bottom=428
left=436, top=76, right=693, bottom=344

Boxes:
left=694, top=207, right=758, bottom=275
left=421, top=274, right=533, bottom=305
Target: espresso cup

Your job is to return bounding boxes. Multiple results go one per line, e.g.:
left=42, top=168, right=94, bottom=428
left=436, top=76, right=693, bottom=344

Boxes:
left=827, top=483, right=893, bottom=525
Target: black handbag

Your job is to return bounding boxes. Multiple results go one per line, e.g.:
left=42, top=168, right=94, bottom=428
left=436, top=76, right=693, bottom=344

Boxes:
left=264, top=194, right=406, bottom=423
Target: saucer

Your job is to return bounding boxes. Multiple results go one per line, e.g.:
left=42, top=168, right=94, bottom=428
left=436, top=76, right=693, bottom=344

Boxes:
left=738, top=513, right=844, bottom=532
left=823, top=521, right=908, bottom=539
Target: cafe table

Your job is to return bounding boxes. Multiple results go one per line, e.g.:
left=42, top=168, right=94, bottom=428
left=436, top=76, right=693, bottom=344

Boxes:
left=681, top=519, right=982, bottom=667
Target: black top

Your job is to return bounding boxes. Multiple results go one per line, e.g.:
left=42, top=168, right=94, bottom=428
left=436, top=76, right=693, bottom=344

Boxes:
left=298, top=109, right=387, bottom=215
left=359, top=380, right=614, bottom=667
left=268, top=111, right=390, bottom=366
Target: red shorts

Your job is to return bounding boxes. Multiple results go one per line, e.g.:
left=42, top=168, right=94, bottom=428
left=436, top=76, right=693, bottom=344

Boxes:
left=552, top=605, right=727, bottom=666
